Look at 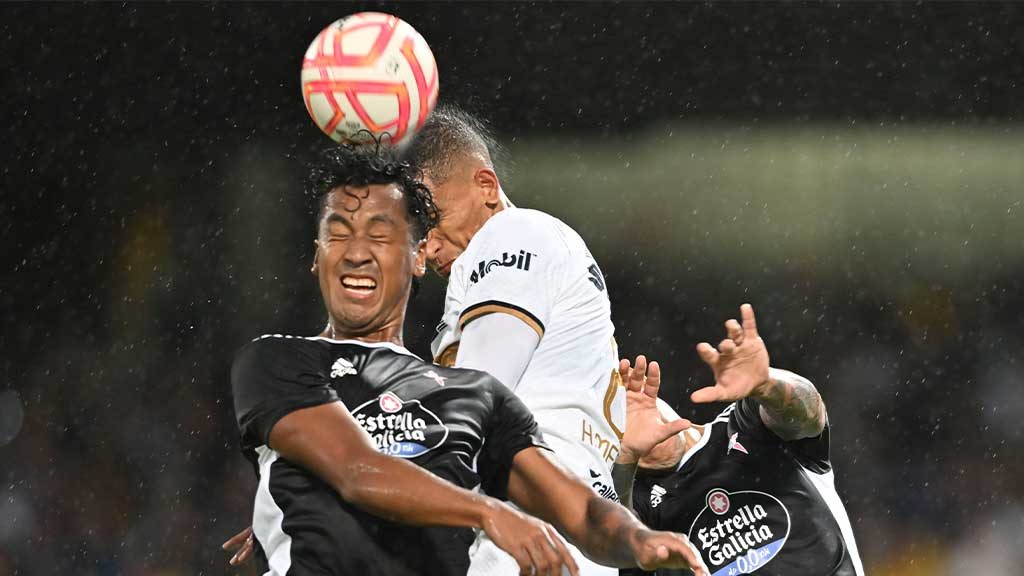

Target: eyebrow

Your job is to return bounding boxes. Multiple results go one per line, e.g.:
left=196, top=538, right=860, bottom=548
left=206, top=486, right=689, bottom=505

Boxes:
left=324, top=212, right=352, bottom=228
left=324, top=212, right=399, bottom=228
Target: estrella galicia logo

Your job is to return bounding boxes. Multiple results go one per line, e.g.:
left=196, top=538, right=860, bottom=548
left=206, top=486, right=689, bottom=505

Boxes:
left=468, top=250, right=535, bottom=284
left=688, top=489, right=791, bottom=576
left=351, top=392, right=449, bottom=459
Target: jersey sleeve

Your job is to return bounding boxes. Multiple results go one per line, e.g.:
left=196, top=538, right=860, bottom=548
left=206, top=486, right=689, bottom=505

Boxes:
left=231, top=337, right=339, bottom=450
left=477, top=377, right=548, bottom=499
left=456, top=211, right=567, bottom=338
left=731, top=398, right=831, bottom=473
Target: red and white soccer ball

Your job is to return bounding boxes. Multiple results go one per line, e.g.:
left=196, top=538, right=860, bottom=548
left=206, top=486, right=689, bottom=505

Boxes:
left=301, top=12, right=439, bottom=146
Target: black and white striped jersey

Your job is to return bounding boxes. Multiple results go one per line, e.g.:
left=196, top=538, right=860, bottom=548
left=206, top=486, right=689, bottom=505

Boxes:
left=626, top=399, right=864, bottom=576
left=231, top=335, right=545, bottom=576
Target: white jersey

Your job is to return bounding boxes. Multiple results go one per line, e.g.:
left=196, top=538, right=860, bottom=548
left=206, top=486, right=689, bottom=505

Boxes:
left=431, top=207, right=625, bottom=576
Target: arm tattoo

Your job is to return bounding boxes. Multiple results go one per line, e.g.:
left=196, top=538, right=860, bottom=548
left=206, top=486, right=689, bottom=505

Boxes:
left=754, top=368, right=826, bottom=441
left=582, top=495, right=641, bottom=567
left=611, top=461, right=638, bottom=510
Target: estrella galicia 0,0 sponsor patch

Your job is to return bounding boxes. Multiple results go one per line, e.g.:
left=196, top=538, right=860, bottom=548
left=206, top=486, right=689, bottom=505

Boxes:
left=351, top=392, right=449, bottom=458
left=688, top=488, right=791, bottom=575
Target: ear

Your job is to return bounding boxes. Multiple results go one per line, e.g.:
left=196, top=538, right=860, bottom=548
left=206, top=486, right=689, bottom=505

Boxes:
left=311, top=239, right=321, bottom=276
left=412, top=239, right=427, bottom=278
left=474, top=167, right=500, bottom=207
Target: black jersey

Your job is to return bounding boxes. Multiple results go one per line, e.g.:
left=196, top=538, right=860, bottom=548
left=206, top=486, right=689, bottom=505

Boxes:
left=231, top=334, right=545, bottom=576
left=627, top=400, right=863, bottom=576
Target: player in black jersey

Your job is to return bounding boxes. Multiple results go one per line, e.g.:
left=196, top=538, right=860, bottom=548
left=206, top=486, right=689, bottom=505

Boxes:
left=615, top=305, right=864, bottom=576
left=228, top=142, right=708, bottom=576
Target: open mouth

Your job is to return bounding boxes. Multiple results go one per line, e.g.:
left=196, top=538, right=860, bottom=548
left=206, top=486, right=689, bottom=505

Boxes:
left=340, top=275, right=377, bottom=298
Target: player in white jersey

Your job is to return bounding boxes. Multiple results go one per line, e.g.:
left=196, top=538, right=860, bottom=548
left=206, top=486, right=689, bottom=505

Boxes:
left=403, top=106, right=687, bottom=576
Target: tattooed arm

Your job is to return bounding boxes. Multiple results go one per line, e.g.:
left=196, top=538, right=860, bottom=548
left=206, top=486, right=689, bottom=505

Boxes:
left=691, top=304, right=827, bottom=441
left=508, top=447, right=708, bottom=574
left=752, top=367, right=827, bottom=441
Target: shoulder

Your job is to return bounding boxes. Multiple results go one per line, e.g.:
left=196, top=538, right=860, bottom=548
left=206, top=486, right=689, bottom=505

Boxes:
left=476, top=208, right=570, bottom=248
left=231, top=334, right=326, bottom=381
left=433, top=364, right=516, bottom=402
left=432, top=363, right=499, bottom=388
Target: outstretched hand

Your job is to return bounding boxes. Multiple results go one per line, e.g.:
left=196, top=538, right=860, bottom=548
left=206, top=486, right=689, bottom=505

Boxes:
left=618, top=355, right=692, bottom=464
left=691, top=304, right=771, bottom=404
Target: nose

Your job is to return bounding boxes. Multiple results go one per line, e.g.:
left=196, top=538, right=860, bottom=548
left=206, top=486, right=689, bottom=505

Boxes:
left=342, top=236, right=373, bottom=269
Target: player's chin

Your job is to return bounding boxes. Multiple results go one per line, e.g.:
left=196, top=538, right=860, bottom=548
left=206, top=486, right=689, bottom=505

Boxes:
left=331, top=293, right=381, bottom=322
left=428, top=263, right=451, bottom=279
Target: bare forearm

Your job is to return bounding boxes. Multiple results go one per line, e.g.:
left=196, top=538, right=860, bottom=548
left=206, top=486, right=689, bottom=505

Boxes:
left=572, top=495, right=648, bottom=567
left=269, top=404, right=492, bottom=531
left=752, top=367, right=826, bottom=440
left=331, top=453, right=493, bottom=528
left=510, top=449, right=643, bottom=567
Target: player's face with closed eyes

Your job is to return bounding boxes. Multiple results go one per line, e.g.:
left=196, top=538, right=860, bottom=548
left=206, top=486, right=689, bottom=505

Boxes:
left=312, top=184, right=426, bottom=337
left=422, top=166, right=498, bottom=278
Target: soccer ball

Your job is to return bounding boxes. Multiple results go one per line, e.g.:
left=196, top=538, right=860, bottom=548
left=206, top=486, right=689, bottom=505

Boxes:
left=301, top=12, right=439, bottom=146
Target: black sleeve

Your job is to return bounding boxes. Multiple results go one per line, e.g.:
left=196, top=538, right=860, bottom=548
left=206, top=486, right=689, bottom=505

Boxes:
left=477, top=378, right=548, bottom=499
left=231, top=337, right=339, bottom=451
left=731, top=398, right=831, bottom=473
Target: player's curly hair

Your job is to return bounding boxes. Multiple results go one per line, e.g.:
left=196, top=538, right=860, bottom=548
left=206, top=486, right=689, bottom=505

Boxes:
left=308, top=135, right=439, bottom=243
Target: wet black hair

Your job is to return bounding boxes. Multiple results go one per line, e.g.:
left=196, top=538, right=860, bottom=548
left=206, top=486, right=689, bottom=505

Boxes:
left=308, top=136, right=439, bottom=243
left=401, top=104, right=504, bottom=184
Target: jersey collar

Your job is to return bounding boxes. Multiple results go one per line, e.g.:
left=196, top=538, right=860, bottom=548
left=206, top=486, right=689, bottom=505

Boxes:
left=304, top=336, right=421, bottom=359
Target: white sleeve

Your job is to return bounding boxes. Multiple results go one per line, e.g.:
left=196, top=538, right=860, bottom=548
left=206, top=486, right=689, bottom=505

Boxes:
left=457, top=211, right=565, bottom=338
left=454, top=312, right=540, bottom=390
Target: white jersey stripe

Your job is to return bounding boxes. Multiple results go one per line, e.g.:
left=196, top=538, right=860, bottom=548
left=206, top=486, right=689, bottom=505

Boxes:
left=253, top=333, right=421, bottom=359
left=254, top=446, right=293, bottom=576
left=800, top=467, right=865, bottom=576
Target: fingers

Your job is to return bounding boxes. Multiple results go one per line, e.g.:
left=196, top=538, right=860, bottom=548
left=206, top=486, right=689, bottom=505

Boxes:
left=618, top=358, right=631, bottom=382
left=717, top=338, right=736, bottom=355
left=652, top=533, right=709, bottom=576
left=652, top=418, right=692, bottom=445
left=690, top=385, right=724, bottom=404
left=547, top=525, right=579, bottom=576
left=725, top=318, right=743, bottom=344
left=642, top=360, right=661, bottom=400
left=224, top=526, right=254, bottom=566
left=523, top=531, right=567, bottom=576
left=665, top=417, right=693, bottom=436
left=221, top=526, right=252, bottom=551
left=522, top=540, right=553, bottom=576
left=696, top=342, right=718, bottom=367
left=229, top=532, right=255, bottom=566
left=510, top=544, right=535, bottom=576
left=622, top=359, right=641, bottom=393
left=740, top=303, right=757, bottom=337
left=629, top=355, right=648, bottom=393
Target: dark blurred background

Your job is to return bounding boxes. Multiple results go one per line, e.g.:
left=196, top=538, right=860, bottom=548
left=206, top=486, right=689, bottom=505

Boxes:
left=3, top=2, right=1023, bottom=574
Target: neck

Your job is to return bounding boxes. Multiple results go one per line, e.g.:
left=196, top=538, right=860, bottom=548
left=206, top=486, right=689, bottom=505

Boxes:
left=319, top=318, right=406, bottom=347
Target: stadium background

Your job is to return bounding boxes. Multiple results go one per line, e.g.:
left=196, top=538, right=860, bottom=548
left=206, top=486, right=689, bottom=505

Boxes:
left=3, top=2, right=1023, bottom=574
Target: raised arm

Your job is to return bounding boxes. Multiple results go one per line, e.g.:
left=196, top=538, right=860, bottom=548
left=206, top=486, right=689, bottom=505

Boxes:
left=752, top=367, right=826, bottom=440
left=690, top=303, right=826, bottom=441
left=266, top=402, right=579, bottom=576
left=612, top=356, right=692, bottom=508
left=507, top=447, right=708, bottom=575
left=456, top=312, right=540, bottom=388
